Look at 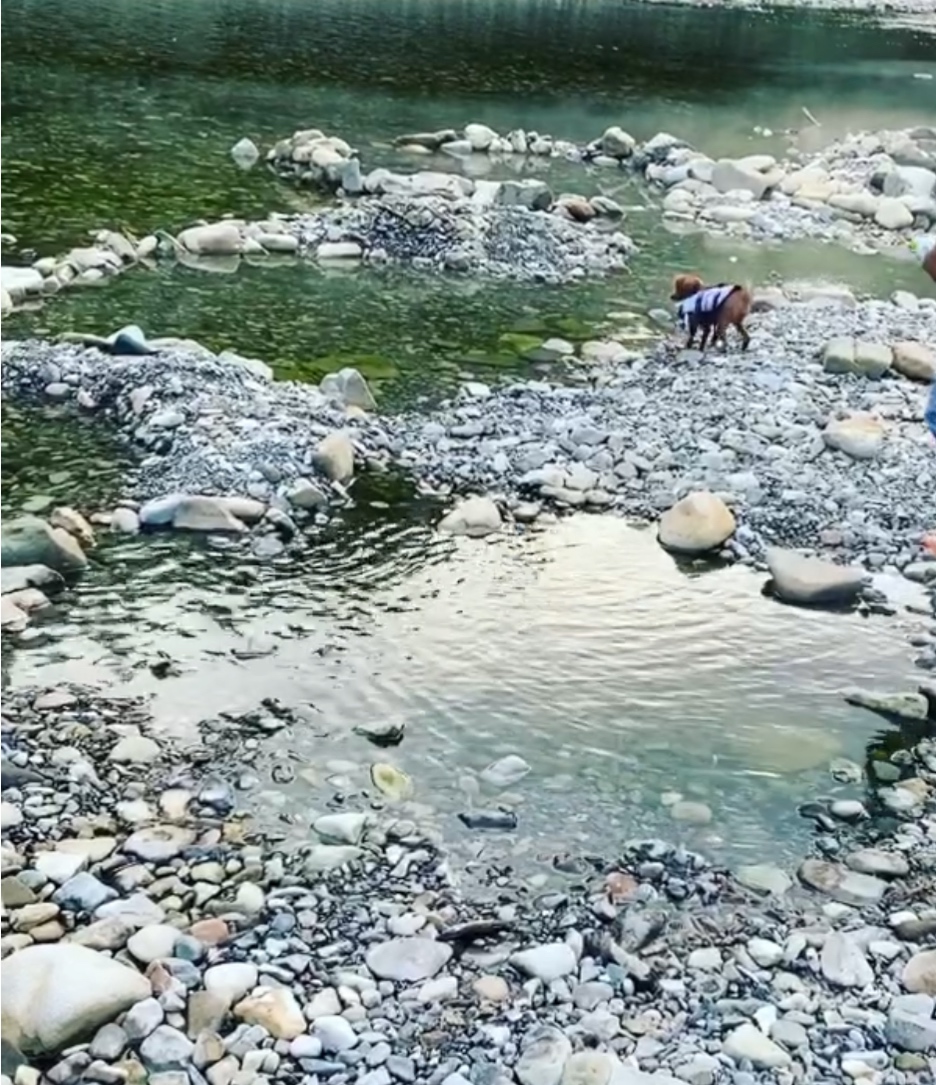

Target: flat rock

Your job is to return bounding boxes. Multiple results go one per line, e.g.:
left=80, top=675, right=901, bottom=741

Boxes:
left=172, top=495, right=248, bottom=533
left=824, top=413, right=886, bottom=459
left=1, top=516, right=88, bottom=573
left=844, top=848, right=909, bottom=878
left=821, top=931, right=874, bottom=988
left=204, top=962, right=259, bottom=1006
left=0, top=943, right=150, bottom=1056
left=766, top=547, right=865, bottom=607
left=110, top=734, right=161, bottom=763
left=892, top=340, right=936, bottom=381
left=122, top=825, right=196, bottom=863
left=366, top=937, right=453, bottom=981
left=798, top=858, right=887, bottom=905
left=736, top=864, right=793, bottom=895
left=723, top=1022, right=792, bottom=1069
left=313, top=812, right=368, bottom=845
left=511, top=942, right=577, bottom=982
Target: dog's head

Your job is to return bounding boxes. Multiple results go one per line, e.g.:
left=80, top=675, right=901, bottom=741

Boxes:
left=670, top=273, right=704, bottom=301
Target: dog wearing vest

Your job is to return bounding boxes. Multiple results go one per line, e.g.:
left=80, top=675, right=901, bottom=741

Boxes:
left=670, top=273, right=752, bottom=352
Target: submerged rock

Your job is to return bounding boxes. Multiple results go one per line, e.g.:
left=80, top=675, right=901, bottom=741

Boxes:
left=438, top=495, right=502, bottom=537
left=1, top=516, right=88, bottom=573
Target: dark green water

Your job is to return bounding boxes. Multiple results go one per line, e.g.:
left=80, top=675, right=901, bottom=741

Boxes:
left=2, top=0, right=933, bottom=870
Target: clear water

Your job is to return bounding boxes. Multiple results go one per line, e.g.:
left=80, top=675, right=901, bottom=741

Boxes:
left=2, top=0, right=934, bottom=870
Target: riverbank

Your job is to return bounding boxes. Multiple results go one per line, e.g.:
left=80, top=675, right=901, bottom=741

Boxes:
left=2, top=287, right=934, bottom=565
left=2, top=682, right=935, bottom=1084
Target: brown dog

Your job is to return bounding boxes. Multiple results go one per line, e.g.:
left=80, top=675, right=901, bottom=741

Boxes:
left=671, top=273, right=752, bottom=352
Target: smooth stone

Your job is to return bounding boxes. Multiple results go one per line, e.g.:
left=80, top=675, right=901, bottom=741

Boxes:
left=798, top=859, right=887, bottom=905
left=820, top=931, right=874, bottom=988
left=723, top=1022, right=792, bottom=1069
left=844, top=848, right=909, bottom=878
left=746, top=938, right=784, bottom=968
left=122, top=826, right=196, bottom=863
left=139, top=1025, right=194, bottom=1071
left=903, top=950, right=936, bottom=995
left=511, top=943, right=577, bottom=982
left=766, top=547, right=865, bottom=607
left=0, top=944, right=150, bottom=1056
left=887, top=994, right=936, bottom=1052
left=313, top=812, right=367, bottom=846
left=203, top=962, right=259, bottom=1006
left=1, top=516, right=88, bottom=573
left=123, top=998, right=164, bottom=1041
left=824, top=413, right=887, bottom=460
left=127, top=925, right=181, bottom=964
left=52, top=873, right=116, bottom=912
left=670, top=800, right=712, bottom=825
left=479, top=755, right=531, bottom=789
left=109, top=735, right=161, bottom=764
left=312, top=431, right=355, bottom=483
left=304, top=845, right=363, bottom=873
left=312, top=1014, right=358, bottom=1052
left=515, top=1025, right=572, bottom=1085
left=438, top=496, right=502, bottom=538
left=365, top=938, right=453, bottom=982
left=233, top=987, right=305, bottom=1039
left=658, top=491, right=735, bottom=554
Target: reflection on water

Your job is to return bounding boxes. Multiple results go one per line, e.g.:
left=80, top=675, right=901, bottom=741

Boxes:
left=2, top=0, right=934, bottom=874
left=4, top=488, right=925, bottom=867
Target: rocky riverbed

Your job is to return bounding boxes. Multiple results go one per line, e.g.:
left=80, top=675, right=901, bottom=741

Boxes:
left=2, top=683, right=935, bottom=1085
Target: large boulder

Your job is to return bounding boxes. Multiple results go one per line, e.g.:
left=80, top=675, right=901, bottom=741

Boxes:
left=891, top=341, right=936, bottom=382
left=176, top=223, right=243, bottom=256
left=1, top=564, right=64, bottom=594
left=823, top=413, right=886, bottom=460
left=313, top=432, right=355, bottom=483
left=657, top=491, right=735, bottom=554
left=874, top=197, right=914, bottom=230
left=766, top=548, right=865, bottom=607
left=438, top=496, right=502, bottom=538
left=1, top=266, right=44, bottom=301
left=711, top=159, right=771, bottom=199
left=600, top=126, right=636, bottom=159
left=464, top=123, right=498, bottom=152
left=1, top=517, right=88, bottom=573
left=882, top=166, right=936, bottom=200
left=1, top=944, right=151, bottom=1057
left=822, top=337, right=891, bottom=378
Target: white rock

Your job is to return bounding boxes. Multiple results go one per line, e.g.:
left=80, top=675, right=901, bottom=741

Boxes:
left=723, top=1022, right=792, bottom=1069
left=479, top=755, right=531, bottom=789
left=511, top=943, right=577, bottom=982
left=204, top=962, right=259, bottom=1006
left=820, top=931, right=874, bottom=988
left=464, top=123, right=499, bottom=152
left=366, top=938, right=453, bottom=981
left=177, top=223, right=243, bottom=256
left=687, top=947, right=722, bottom=971
left=304, top=988, right=342, bottom=1019
left=316, top=241, right=363, bottom=260
left=874, top=197, right=914, bottom=230
left=109, top=734, right=161, bottom=764
left=312, top=431, right=355, bottom=483
left=127, top=924, right=180, bottom=964
left=438, top=496, right=502, bottom=538
left=312, top=1014, right=358, bottom=1052
left=516, top=1025, right=572, bottom=1085
left=314, top=812, right=368, bottom=845
left=0, top=944, right=150, bottom=1056
left=711, top=160, right=771, bottom=199
left=747, top=938, right=784, bottom=968
left=417, top=976, right=458, bottom=1003
left=33, top=850, right=87, bottom=885
left=234, top=986, right=306, bottom=1039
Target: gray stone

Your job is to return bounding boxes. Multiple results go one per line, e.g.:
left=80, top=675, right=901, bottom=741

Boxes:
left=313, top=431, right=355, bottom=483
left=139, top=1025, right=194, bottom=1071
left=123, top=998, right=165, bottom=1041
left=511, top=942, right=577, bottom=982
left=52, top=873, right=117, bottom=912
left=766, top=548, right=865, bottom=607
left=799, top=858, right=886, bottom=905
left=313, top=812, right=368, bottom=845
left=438, top=496, right=502, bottom=538
left=723, top=1022, right=792, bottom=1069
left=515, top=1025, right=572, bottom=1085
left=887, top=994, right=936, bottom=1052
left=844, top=848, right=909, bottom=878
left=1, top=517, right=88, bottom=573
left=312, top=1015, right=358, bottom=1052
left=127, top=924, right=181, bottom=964
left=122, top=825, right=195, bottom=863
left=366, top=938, right=453, bottom=982
left=89, top=1023, right=129, bottom=1061
left=820, top=932, right=874, bottom=988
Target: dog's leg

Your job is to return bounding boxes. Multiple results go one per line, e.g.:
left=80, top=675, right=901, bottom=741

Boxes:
left=736, top=321, right=751, bottom=351
left=698, top=324, right=711, bottom=352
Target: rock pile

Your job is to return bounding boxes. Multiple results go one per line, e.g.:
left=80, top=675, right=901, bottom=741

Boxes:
left=1, top=684, right=935, bottom=1085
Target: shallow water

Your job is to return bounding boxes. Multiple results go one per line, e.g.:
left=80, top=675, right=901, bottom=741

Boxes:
left=2, top=0, right=934, bottom=868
